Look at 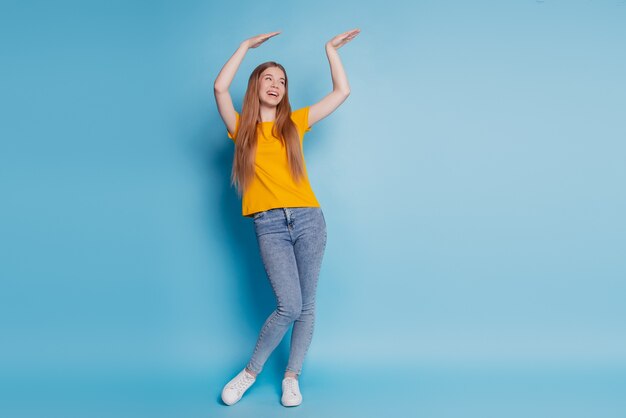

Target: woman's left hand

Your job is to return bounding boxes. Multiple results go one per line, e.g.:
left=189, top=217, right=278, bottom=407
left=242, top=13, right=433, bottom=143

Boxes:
left=326, top=28, right=360, bottom=50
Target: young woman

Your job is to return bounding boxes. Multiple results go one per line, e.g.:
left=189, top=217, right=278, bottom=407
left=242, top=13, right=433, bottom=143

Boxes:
left=214, top=28, right=359, bottom=407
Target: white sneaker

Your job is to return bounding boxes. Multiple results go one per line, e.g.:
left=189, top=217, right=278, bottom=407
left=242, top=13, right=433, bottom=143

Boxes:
left=221, top=368, right=256, bottom=405
left=281, top=377, right=302, bottom=407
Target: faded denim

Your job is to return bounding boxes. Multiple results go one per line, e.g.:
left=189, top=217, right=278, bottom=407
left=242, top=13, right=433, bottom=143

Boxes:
left=246, top=207, right=327, bottom=376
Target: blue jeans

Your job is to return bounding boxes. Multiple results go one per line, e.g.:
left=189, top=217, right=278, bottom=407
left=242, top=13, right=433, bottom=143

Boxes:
left=246, top=207, right=327, bottom=376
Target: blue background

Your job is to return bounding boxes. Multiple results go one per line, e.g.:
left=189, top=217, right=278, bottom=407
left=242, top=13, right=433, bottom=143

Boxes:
left=1, top=0, right=625, bottom=416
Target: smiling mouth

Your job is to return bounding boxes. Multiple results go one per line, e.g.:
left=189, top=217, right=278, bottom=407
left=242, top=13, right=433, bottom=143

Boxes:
left=267, top=91, right=279, bottom=98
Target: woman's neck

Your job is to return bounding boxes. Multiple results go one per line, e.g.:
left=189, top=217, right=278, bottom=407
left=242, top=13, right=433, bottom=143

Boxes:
left=259, top=104, right=277, bottom=122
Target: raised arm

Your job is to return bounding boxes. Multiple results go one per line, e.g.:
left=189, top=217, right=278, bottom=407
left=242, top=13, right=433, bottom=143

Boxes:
left=308, top=28, right=360, bottom=128
left=214, top=31, right=281, bottom=136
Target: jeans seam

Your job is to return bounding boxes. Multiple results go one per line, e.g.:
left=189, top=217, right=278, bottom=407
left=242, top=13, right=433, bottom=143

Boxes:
left=251, top=310, right=279, bottom=358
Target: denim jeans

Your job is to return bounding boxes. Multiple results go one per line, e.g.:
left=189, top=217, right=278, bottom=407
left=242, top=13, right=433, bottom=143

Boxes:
left=246, top=207, right=327, bottom=376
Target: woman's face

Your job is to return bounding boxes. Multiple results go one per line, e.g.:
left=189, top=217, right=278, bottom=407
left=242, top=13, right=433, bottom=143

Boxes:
left=258, top=66, right=286, bottom=106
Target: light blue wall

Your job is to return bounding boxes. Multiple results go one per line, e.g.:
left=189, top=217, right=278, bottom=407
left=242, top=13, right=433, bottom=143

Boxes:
left=1, top=0, right=625, bottom=414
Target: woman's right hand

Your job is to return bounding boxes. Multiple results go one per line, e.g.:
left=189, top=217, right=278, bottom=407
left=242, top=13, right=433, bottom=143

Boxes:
left=243, top=31, right=281, bottom=49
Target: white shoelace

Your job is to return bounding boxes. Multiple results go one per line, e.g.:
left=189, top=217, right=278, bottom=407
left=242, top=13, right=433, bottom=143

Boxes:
left=283, top=378, right=300, bottom=397
left=230, top=372, right=255, bottom=393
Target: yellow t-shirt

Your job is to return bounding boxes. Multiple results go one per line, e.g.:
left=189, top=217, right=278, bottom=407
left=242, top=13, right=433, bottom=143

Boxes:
left=227, top=106, right=321, bottom=217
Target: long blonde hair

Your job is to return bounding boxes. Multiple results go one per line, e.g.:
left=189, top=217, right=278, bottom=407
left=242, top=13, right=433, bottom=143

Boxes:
left=231, top=62, right=305, bottom=196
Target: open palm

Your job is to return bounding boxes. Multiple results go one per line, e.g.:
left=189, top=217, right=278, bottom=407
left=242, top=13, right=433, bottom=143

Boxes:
left=327, top=28, right=360, bottom=49
left=245, top=31, right=281, bottom=49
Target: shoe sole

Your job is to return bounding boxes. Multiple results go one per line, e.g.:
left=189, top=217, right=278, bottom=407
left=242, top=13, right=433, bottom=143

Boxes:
left=281, top=399, right=302, bottom=407
left=222, top=395, right=240, bottom=406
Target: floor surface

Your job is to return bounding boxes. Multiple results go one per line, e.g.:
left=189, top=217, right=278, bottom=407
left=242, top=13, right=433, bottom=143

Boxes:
left=3, top=364, right=625, bottom=418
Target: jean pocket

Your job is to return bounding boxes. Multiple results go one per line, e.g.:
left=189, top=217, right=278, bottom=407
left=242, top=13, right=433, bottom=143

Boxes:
left=253, top=210, right=267, bottom=220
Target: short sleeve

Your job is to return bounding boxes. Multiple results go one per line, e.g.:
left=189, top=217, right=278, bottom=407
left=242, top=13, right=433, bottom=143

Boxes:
left=291, top=106, right=312, bottom=136
left=227, top=111, right=240, bottom=141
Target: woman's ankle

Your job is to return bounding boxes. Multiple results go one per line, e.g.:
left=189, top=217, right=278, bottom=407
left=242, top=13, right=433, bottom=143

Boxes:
left=284, top=371, right=298, bottom=380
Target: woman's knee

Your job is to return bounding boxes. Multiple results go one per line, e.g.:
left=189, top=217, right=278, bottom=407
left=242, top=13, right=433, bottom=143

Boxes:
left=278, top=300, right=302, bottom=322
